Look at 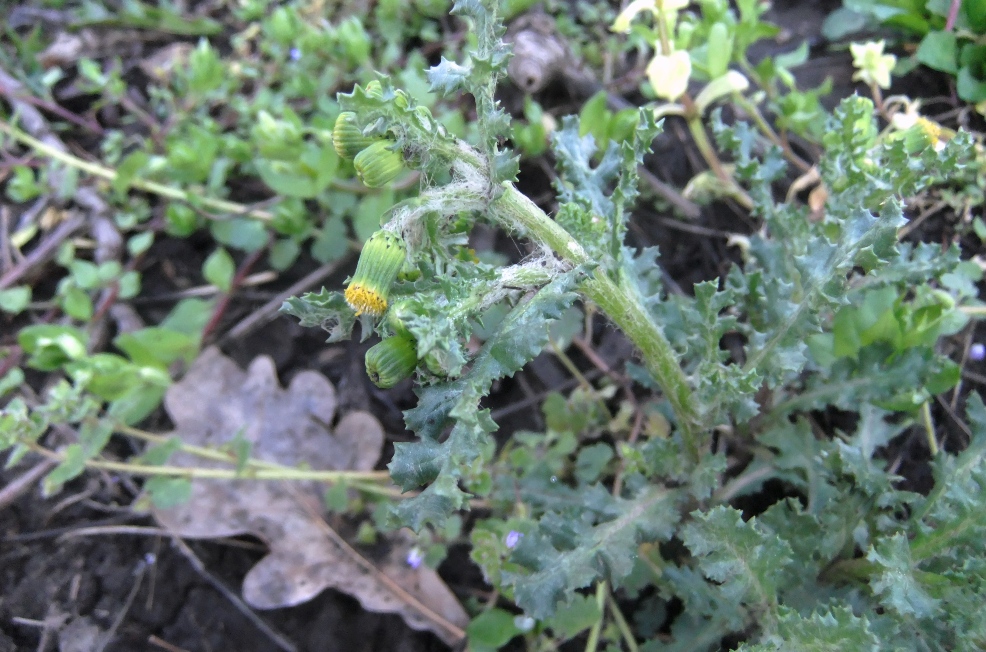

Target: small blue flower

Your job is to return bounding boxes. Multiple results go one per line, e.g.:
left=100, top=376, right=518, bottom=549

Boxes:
left=289, top=47, right=302, bottom=61
left=505, top=530, right=523, bottom=549
left=970, top=343, right=985, bottom=362
left=406, top=547, right=424, bottom=569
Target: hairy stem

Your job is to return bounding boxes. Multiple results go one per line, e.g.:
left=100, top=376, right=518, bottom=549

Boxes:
left=491, top=186, right=702, bottom=459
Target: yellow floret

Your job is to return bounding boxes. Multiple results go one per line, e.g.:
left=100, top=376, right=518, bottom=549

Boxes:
left=916, top=117, right=942, bottom=146
left=345, top=283, right=388, bottom=316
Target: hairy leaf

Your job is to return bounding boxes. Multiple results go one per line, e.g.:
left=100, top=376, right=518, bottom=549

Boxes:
left=506, top=485, right=681, bottom=619
left=390, top=269, right=583, bottom=529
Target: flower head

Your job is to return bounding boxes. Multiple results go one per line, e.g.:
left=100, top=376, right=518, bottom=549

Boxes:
left=890, top=104, right=947, bottom=153
left=344, top=230, right=407, bottom=317
left=505, top=530, right=523, bottom=549
left=353, top=140, right=405, bottom=188
left=333, top=112, right=382, bottom=160
left=850, top=40, right=896, bottom=89
left=647, top=49, right=692, bottom=101
left=970, top=343, right=985, bottom=362
left=611, top=0, right=691, bottom=33
left=365, top=334, right=418, bottom=388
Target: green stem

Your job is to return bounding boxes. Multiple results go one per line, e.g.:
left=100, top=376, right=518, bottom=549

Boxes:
left=29, top=442, right=397, bottom=496
left=732, top=94, right=812, bottom=173
left=684, top=113, right=754, bottom=211
left=491, top=186, right=702, bottom=460
left=606, top=587, right=640, bottom=652
left=921, top=401, right=939, bottom=456
left=819, top=557, right=876, bottom=584
left=583, top=581, right=607, bottom=652
left=116, top=423, right=286, bottom=471
left=0, top=119, right=273, bottom=222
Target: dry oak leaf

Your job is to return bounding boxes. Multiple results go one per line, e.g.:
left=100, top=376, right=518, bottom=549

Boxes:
left=152, top=347, right=467, bottom=645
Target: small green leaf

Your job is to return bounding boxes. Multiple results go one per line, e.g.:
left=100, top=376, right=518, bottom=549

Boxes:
left=115, top=327, right=198, bottom=368
left=139, top=436, right=182, bottom=465
left=962, top=0, right=986, bottom=31
left=160, top=298, right=213, bottom=335
left=210, top=217, right=269, bottom=252
left=466, top=608, right=521, bottom=649
left=0, top=368, right=25, bottom=398
left=69, top=260, right=100, bottom=289
left=916, top=31, right=958, bottom=74
left=203, top=247, right=235, bottom=292
left=60, top=286, right=94, bottom=321
left=269, top=238, right=301, bottom=271
left=324, top=482, right=350, bottom=513
left=311, top=216, right=350, bottom=263
left=0, top=286, right=31, bottom=314
left=957, top=64, right=986, bottom=103
left=112, top=149, right=150, bottom=194
left=44, top=444, right=87, bottom=495
left=575, top=443, right=614, bottom=484
left=18, top=325, right=88, bottom=371
left=547, top=593, right=602, bottom=638
left=127, top=231, right=155, bottom=256
left=144, top=476, right=193, bottom=508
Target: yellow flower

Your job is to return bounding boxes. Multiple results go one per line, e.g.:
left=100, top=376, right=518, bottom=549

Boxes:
left=850, top=40, right=896, bottom=89
left=647, top=49, right=692, bottom=101
left=611, top=0, right=690, bottom=33
left=344, top=230, right=407, bottom=316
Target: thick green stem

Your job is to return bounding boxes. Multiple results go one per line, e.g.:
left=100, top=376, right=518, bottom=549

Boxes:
left=491, top=186, right=702, bottom=459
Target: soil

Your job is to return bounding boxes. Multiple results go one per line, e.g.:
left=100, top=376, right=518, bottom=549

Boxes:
left=2, top=1, right=985, bottom=651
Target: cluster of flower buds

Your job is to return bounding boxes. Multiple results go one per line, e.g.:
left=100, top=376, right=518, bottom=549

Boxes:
left=332, top=87, right=405, bottom=187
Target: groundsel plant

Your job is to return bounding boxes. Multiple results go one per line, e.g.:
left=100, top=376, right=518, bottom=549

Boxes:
left=286, top=0, right=986, bottom=646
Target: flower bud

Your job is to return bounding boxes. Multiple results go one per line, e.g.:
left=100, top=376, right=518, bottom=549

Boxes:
left=365, top=334, right=417, bottom=388
left=354, top=140, right=405, bottom=187
left=364, top=80, right=383, bottom=98
left=646, top=49, right=692, bottom=101
left=344, top=230, right=407, bottom=316
left=333, top=112, right=381, bottom=160
left=252, top=110, right=303, bottom=160
left=385, top=299, right=416, bottom=339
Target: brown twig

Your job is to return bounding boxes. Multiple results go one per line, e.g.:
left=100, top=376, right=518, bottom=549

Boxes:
left=0, top=73, right=105, bottom=135
left=220, top=257, right=348, bottom=344
left=0, top=213, right=86, bottom=290
left=167, top=536, right=298, bottom=652
left=0, top=458, right=57, bottom=512
left=148, top=636, right=192, bottom=652
left=201, top=241, right=271, bottom=342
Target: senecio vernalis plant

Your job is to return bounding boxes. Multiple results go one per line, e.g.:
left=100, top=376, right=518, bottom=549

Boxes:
left=286, top=0, right=986, bottom=647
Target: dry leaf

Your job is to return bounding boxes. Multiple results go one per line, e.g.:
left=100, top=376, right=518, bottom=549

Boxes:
left=139, top=43, right=194, bottom=83
left=152, top=347, right=467, bottom=645
left=39, top=31, right=99, bottom=68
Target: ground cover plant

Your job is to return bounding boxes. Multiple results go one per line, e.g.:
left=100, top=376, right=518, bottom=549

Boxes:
left=1, top=0, right=986, bottom=650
